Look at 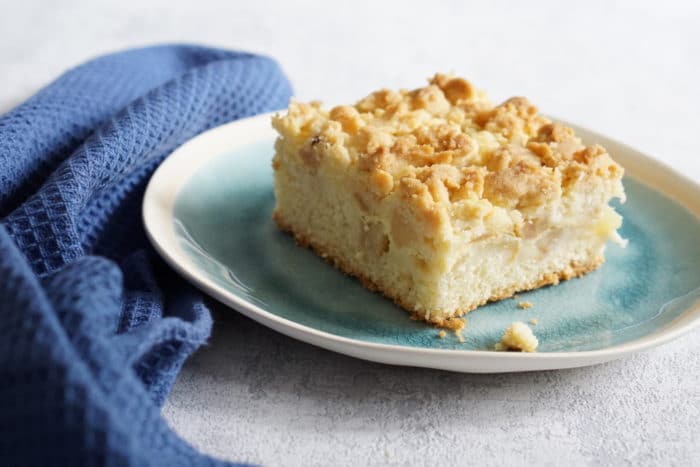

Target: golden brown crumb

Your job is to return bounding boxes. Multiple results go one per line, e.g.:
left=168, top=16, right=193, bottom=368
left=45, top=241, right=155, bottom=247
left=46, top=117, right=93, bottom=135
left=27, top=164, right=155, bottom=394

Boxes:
left=518, top=301, right=534, bottom=309
left=529, top=318, right=538, bottom=325
left=329, top=105, right=363, bottom=134
left=433, top=317, right=467, bottom=341
left=437, top=330, right=447, bottom=339
left=496, top=321, right=538, bottom=352
left=430, top=73, right=475, bottom=103
left=435, top=317, right=466, bottom=331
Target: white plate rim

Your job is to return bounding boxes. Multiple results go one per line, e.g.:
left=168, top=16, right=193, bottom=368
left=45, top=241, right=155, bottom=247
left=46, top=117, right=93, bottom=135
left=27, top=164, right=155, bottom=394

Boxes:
left=143, top=111, right=700, bottom=373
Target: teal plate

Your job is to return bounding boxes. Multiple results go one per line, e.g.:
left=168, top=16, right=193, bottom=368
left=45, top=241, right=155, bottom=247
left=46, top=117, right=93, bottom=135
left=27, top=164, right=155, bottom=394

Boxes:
left=144, top=113, right=700, bottom=372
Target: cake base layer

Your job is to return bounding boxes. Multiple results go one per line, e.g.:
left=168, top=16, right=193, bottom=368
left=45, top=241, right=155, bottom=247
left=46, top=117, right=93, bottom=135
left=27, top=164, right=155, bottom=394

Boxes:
left=274, top=211, right=603, bottom=327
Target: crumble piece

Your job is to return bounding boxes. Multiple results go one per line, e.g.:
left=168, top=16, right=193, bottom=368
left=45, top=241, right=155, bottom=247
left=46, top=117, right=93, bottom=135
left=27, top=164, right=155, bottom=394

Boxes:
left=495, top=321, right=539, bottom=352
left=518, top=301, right=534, bottom=309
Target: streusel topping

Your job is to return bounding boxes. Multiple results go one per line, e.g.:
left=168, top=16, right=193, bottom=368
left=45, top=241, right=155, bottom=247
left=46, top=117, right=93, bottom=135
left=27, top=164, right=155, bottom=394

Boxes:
left=272, top=74, right=623, bottom=221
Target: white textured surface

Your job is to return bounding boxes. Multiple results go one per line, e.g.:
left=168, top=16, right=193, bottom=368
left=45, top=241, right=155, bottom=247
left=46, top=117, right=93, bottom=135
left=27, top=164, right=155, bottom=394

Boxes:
left=3, top=1, right=699, bottom=465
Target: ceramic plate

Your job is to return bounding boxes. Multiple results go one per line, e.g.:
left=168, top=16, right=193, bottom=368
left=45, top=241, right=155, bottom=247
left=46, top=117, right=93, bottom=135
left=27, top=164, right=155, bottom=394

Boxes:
left=143, top=112, right=700, bottom=372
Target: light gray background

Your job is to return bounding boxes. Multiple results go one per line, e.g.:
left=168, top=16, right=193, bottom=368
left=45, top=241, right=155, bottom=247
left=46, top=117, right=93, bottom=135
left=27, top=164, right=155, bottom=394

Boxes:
left=3, top=1, right=699, bottom=465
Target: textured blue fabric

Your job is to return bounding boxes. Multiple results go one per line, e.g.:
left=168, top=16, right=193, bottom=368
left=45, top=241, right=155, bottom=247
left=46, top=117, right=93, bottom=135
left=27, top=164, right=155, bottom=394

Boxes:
left=0, top=45, right=292, bottom=466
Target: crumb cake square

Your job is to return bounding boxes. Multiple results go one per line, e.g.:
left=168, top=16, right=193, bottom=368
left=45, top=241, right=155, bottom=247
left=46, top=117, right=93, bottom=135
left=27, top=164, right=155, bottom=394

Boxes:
left=271, top=74, right=625, bottom=326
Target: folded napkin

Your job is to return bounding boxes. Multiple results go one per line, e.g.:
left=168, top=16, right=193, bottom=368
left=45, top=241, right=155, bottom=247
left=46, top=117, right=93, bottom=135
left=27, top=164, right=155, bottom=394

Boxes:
left=0, top=45, right=292, bottom=466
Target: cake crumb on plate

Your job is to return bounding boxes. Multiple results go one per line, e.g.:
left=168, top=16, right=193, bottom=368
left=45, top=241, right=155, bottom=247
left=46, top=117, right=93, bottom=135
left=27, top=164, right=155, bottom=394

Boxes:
left=495, top=321, right=538, bottom=352
left=518, top=301, right=534, bottom=309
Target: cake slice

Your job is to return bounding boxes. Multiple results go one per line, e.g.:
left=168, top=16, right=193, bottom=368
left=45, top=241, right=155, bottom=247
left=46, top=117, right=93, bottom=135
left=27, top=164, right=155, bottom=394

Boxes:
left=271, top=74, right=625, bottom=326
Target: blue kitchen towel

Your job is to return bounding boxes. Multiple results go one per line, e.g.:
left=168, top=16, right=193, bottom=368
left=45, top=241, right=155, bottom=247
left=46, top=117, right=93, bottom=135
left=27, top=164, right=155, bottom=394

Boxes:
left=0, top=44, right=292, bottom=466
